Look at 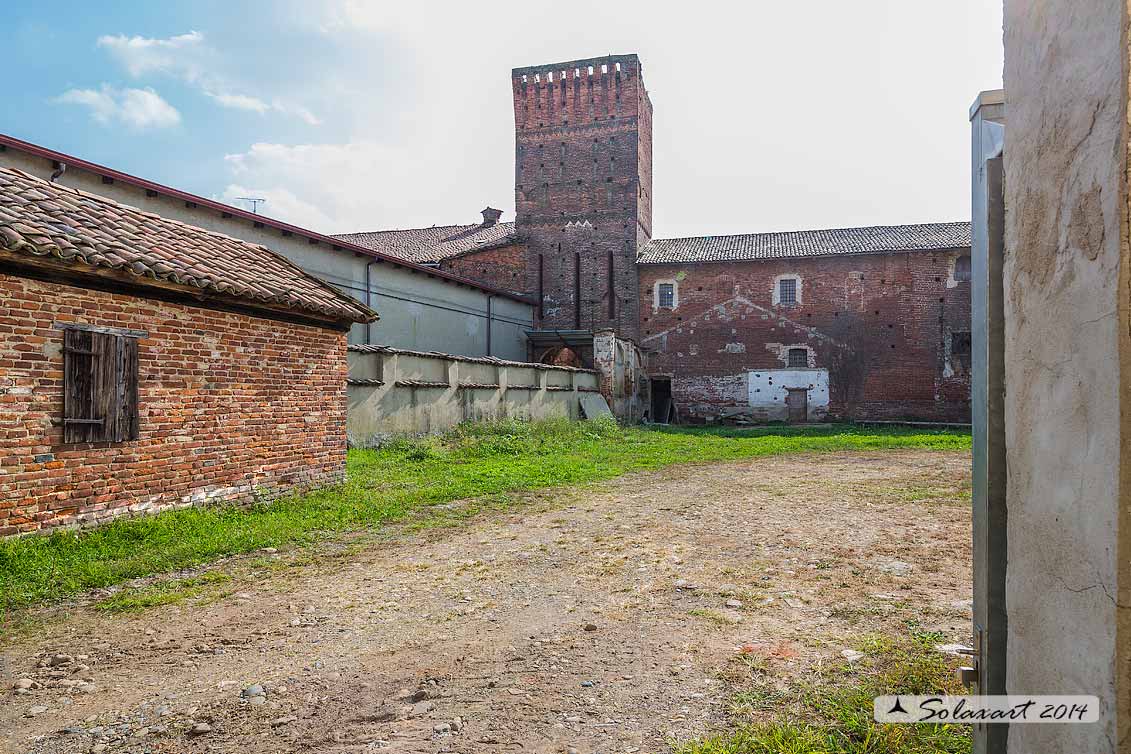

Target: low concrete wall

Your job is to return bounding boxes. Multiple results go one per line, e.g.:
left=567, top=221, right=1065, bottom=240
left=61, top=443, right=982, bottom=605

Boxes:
left=347, top=345, right=601, bottom=445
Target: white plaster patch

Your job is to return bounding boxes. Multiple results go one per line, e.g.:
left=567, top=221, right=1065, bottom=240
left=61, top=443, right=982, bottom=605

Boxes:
left=747, top=369, right=830, bottom=422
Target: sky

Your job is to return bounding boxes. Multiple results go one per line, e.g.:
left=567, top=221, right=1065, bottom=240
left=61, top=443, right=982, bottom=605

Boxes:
left=5, top=0, right=1003, bottom=240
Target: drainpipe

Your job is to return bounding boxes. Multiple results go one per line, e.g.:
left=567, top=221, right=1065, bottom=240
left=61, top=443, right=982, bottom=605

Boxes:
left=485, top=294, right=495, bottom=357
left=364, top=260, right=378, bottom=345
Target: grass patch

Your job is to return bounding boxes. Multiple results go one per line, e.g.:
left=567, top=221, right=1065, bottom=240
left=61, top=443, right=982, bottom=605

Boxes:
left=678, top=632, right=971, bottom=754
left=0, top=418, right=968, bottom=616
left=94, top=572, right=234, bottom=614
left=690, top=608, right=737, bottom=627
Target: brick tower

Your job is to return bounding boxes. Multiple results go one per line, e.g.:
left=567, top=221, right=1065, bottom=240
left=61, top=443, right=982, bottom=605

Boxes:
left=512, top=54, right=653, bottom=344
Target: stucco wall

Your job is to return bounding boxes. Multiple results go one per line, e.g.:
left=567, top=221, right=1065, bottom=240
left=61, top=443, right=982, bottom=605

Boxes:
left=1002, top=1, right=1130, bottom=750
left=0, top=148, right=535, bottom=361
left=346, top=345, right=600, bottom=445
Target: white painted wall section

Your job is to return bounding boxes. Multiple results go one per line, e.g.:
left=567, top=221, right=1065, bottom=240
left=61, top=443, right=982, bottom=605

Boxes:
left=746, top=369, right=829, bottom=421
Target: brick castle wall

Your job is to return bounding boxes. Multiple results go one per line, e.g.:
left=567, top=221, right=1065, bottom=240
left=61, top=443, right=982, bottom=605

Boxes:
left=439, top=242, right=529, bottom=297
left=512, top=54, right=651, bottom=340
left=638, top=250, right=972, bottom=422
left=0, top=274, right=348, bottom=536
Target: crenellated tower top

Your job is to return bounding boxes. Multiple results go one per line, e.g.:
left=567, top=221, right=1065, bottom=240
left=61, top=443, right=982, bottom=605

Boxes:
left=511, top=53, right=652, bottom=341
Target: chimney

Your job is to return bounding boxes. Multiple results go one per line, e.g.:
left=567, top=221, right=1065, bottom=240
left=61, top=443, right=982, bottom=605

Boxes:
left=480, top=206, right=503, bottom=227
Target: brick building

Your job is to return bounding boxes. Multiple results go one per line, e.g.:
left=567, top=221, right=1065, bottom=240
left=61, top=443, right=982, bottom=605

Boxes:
left=0, top=167, right=374, bottom=535
left=339, top=53, right=972, bottom=423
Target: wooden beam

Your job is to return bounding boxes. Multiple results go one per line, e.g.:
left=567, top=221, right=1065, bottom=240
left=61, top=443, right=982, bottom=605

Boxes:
left=53, top=321, right=149, bottom=339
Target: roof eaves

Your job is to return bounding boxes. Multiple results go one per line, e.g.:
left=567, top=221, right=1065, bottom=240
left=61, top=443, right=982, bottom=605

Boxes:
left=0, top=170, right=378, bottom=324
left=635, top=244, right=971, bottom=265
left=0, top=133, right=532, bottom=306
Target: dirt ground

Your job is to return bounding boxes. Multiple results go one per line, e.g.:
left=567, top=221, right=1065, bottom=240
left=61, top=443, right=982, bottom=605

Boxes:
left=1, top=450, right=972, bottom=754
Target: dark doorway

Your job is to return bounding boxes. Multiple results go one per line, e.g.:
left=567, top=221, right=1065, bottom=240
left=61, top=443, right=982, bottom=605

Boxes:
left=786, top=388, right=808, bottom=423
left=650, top=377, right=673, bottom=424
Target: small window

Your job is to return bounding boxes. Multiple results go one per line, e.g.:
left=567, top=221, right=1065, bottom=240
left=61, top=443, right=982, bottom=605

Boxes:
left=63, top=327, right=141, bottom=443
left=779, top=278, right=797, bottom=306
left=657, top=282, right=675, bottom=309
left=951, top=331, right=972, bottom=371
left=787, top=348, right=808, bottom=368
left=954, top=255, right=972, bottom=282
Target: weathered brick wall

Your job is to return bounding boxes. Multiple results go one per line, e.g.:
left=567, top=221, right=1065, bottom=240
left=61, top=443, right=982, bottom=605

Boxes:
left=0, top=274, right=348, bottom=536
left=512, top=55, right=651, bottom=340
left=438, top=242, right=529, bottom=296
left=638, top=250, right=972, bottom=422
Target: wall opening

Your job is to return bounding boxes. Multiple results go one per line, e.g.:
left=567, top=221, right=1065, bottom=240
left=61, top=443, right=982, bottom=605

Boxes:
left=955, top=254, right=972, bottom=281
left=650, top=377, right=673, bottom=424
left=951, top=330, right=972, bottom=372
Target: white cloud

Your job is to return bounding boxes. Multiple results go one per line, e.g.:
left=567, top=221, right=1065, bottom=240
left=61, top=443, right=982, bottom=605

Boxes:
left=220, top=183, right=338, bottom=231
left=97, top=30, right=320, bottom=125
left=274, top=102, right=322, bottom=126
left=97, top=31, right=206, bottom=79
left=219, top=139, right=486, bottom=233
left=220, top=141, right=395, bottom=232
left=204, top=91, right=269, bottom=113
left=282, top=0, right=1003, bottom=238
left=203, top=90, right=320, bottom=123
left=56, top=86, right=181, bottom=129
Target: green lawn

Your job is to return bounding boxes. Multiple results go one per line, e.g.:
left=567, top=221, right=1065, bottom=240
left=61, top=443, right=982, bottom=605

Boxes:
left=0, top=418, right=969, bottom=614
left=676, top=630, right=972, bottom=754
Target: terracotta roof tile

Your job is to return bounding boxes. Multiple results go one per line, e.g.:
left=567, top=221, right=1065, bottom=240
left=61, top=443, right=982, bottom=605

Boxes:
left=0, top=168, right=375, bottom=323
left=637, top=222, right=971, bottom=264
left=334, top=221, right=518, bottom=264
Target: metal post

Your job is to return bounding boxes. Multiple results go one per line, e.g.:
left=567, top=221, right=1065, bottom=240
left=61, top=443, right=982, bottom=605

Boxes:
left=969, top=89, right=1007, bottom=754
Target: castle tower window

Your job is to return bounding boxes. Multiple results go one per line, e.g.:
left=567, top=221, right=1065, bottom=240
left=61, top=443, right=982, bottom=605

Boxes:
left=951, top=331, right=972, bottom=371
left=954, top=254, right=972, bottom=282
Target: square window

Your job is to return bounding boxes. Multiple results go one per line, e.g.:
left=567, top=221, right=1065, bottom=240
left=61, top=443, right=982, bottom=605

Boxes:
left=787, top=348, right=808, bottom=368
left=657, top=283, right=675, bottom=309
left=779, top=278, right=797, bottom=306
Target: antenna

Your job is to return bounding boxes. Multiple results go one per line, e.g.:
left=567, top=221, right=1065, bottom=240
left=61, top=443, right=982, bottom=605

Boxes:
left=236, top=197, right=266, bottom=214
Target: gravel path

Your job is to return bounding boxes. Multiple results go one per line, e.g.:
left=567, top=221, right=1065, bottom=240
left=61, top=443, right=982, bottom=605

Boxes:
left=0, top=449, right=972, bottom=754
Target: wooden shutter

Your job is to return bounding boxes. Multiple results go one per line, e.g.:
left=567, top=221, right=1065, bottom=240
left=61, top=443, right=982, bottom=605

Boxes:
left=63, top=328, right=140, bottom=443
left=63, top=328, right=99, bottom=443
left=116, top=336, right=140, bottom=441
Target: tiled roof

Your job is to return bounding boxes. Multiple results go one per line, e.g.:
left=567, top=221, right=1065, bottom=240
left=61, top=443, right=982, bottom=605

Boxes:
left=637, top=222, right=971, bottom=265
left=334, top=221, right=518, bottom=264
left=0, top=168, right=375, bottom=323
